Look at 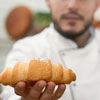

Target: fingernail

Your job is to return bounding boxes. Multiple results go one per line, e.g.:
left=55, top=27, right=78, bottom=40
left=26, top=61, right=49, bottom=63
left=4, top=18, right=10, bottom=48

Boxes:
left=38, top=81, right=46, bottom=88
left=48, top=85, right=53, bottom=90
left=48, top=82, right=55, bottom=90
left=60, top=84, right=66, bottom=90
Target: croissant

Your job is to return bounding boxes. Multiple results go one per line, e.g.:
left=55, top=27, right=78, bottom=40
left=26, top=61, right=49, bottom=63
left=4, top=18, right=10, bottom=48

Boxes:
left=0, top=58, right=76, bottom=87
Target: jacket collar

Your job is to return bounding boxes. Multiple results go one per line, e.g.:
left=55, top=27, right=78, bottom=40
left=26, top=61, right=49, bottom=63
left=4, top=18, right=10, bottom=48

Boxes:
left=48, top=23, right=95, bottom=51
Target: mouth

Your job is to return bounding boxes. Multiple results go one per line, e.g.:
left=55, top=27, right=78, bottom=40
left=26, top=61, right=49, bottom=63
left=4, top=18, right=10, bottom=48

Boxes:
left=62, top=18, right=81, bottom=23
left=62, top=17, right=82, bottom=23
left=63, top=15, right=82, bottom=20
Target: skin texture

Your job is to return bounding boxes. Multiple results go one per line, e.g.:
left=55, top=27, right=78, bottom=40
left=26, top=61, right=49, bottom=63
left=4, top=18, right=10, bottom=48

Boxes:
left=15, top=0, right=99, bottom=100
left=46, top=0, right=99, bottom=47
left=15, top=81, right=66, bottom=100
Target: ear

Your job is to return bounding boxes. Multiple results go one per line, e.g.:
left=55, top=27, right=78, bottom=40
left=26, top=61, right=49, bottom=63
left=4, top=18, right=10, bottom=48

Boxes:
left=45, top=0, right=51, bottom=8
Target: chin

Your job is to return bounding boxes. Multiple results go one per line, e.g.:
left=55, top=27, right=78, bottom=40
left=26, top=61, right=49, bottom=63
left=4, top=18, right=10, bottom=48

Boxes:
left=62, top=21, right=82, bottom=29
left=61, top=26, right=82, bottom=33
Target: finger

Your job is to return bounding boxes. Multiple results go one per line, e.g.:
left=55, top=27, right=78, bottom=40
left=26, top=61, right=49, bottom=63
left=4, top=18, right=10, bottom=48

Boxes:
left=52, top=84, right=66, bottom=100
left=40, top=82, right=56, bottom=100
left=27, top=80, right=46, bottom=100
left=14, top=81, right=29, bottom=97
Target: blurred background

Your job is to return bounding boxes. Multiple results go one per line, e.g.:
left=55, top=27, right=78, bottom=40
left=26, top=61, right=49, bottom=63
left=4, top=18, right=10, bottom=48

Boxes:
left=0, top=0, right=51, bottom=71
left=0, top=0, right=100, bottom=72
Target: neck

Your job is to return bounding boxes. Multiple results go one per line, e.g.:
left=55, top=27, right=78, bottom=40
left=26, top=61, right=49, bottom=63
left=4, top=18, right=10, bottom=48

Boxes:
left=53, top=23, right=91, bottom=48
left=73, top=30, right=90, bottom=48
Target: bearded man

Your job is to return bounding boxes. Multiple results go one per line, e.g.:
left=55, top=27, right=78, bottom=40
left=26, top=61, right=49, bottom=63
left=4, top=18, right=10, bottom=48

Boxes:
left=1, top=0, right=100, bottom=100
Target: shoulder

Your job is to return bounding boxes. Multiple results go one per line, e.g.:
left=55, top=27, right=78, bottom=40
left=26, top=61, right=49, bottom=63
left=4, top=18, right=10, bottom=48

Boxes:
left=94, top=28, right=100, bottom=46
left=5, top=28, right=51, bottom=68
left=95, top=28, right=100, bottom=34
left=95, top=28, right=100, bottom=40
left=14, top=27, right=50, bottom=49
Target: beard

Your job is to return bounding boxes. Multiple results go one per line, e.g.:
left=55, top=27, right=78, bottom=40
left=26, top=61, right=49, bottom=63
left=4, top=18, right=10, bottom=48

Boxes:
left=53, top=19, right=92, bottom=39
left=52, top=10, right=93, bottom=39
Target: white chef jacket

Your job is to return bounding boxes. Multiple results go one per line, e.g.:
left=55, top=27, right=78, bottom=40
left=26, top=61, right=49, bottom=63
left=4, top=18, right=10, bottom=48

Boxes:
left=1, top=23, right=100, bottom=100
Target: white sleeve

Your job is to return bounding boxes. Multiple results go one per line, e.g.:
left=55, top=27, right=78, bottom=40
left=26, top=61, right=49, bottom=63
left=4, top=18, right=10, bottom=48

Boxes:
left=1, top=39, right=33, bottom=100
left=0, top=85, right=21, bottom=100
left=5, top=39, right=33, bottom=68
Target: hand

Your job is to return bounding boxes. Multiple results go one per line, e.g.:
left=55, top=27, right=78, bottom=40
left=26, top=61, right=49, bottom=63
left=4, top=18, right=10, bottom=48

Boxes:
left=14, top=80, right=66, bottom=100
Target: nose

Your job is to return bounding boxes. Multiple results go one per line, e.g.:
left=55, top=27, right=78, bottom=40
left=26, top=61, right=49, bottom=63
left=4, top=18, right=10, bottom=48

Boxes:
left=67, top=0, right=78, bottom=11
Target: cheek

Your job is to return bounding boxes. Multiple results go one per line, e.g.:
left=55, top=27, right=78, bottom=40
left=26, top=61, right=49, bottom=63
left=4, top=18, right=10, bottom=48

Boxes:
left=52, top=9, right=62, bottom=21
left=80, top=4, right=96, bottom=21
left=51, top=3, right=67, bottom=20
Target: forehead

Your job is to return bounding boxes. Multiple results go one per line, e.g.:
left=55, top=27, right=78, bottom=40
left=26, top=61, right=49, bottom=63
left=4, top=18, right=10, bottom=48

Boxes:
left=49, top=0, right=97, bottom=3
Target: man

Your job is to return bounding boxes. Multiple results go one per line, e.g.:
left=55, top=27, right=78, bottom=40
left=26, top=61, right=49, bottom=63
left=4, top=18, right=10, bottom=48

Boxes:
left=1, top=0, right=100, bottom=100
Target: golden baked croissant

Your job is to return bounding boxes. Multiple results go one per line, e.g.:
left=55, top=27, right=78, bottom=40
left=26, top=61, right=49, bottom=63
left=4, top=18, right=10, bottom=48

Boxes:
left=0, top=58, right=76, bottom=87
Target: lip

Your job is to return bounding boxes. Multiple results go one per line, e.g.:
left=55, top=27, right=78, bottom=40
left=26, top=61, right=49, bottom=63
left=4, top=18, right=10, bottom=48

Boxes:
left=63, top=18, right=80, bottom=21
left=65, top=18, right=80, bottom=20
left=63, top=15, right=81, bottom=19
